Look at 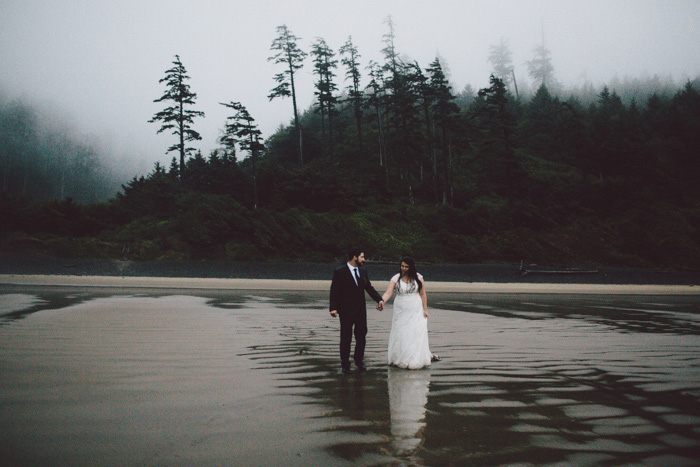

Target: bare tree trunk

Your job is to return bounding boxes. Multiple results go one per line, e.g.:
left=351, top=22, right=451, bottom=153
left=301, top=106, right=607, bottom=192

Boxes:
left=375, top=106, right=385, bottom=166
left=430, top=125, right=439, bottom=204
left=355, top=102, right=363, bottom=147
left=252, top=137, right=259, bottom=210
left=289, top=64, right=303, bottom=166
left=441, top=129, right=451, bottom=205
left=179, top=99, right=185, bottom=178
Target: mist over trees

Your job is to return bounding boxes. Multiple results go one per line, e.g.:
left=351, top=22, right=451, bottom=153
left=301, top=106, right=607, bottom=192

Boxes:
left=488, top=38, right=516, bottom=96
left=2, top=18, right=700, bottom=267
left=0, top=96, right=124, bottom=203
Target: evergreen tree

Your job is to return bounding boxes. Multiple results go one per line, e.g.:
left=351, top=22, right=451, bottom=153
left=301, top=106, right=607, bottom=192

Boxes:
left=168, top=157, right=180, bottom=180
left=427, top=58, right=460, bottom=204
left=218, top=124, right=238, bottom=163
left=520, top=84, right=560, bottom=156
left=589, top=86, right=651, bottom=185
left=413, top=62, right=438, bottom=203
left=268, top=25, right=306, bottom=166
left=379, top=17, right=422, bottom=200
left=185, top=150, right=209, bottom=191
left=669, top=82, right=700, bottom=196
left=381, top=16, right=400, bottom=75
left=220, top=102, right=264, bottom=209
left=527, top=42, right=556, bottom=91
left=149, top=55, right=205, bottom=178
left=310, top=37, right=339, bottom=153
left=365, top=61, right=389, bottom=177
left=488, top=38, right=517, bottom=96
left=477, top=75, right=518, bottom=205
left=386, top=62, right=424, bottom=203
left=339, top=36, right=364, bottom=145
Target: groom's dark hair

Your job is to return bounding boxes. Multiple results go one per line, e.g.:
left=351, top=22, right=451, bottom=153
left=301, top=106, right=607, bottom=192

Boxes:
left=348, top=247, right=363, bottom=260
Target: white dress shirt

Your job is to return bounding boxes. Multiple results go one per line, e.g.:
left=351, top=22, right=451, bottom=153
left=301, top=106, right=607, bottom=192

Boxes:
left=347, top=263, right=360, bottom=286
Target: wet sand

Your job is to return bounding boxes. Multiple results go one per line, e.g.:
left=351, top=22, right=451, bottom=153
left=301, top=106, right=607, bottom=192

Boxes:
left=1, top=273, right=699, bottom=294
left=1, top=287, right=700, bottom=466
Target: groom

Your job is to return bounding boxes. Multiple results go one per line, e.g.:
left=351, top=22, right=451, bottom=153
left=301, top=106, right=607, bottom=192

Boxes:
left=329, top=248, right=384, bottom=374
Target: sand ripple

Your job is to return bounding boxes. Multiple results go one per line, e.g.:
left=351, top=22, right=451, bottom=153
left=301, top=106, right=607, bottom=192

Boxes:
left=0, top=290, right=699, bottom=466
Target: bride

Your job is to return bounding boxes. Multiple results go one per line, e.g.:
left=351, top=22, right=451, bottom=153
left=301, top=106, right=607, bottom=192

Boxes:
left=381, top=257, right=433, bottom=369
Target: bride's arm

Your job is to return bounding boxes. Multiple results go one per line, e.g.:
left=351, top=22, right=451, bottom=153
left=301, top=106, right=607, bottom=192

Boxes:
left=381, top=280, right=396, bottom=303
left=419, top=278, right=429, bottom=318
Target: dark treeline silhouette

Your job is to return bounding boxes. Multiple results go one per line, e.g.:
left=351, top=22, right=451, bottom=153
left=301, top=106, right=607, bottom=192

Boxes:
left=2, top=21, right=700, bottom=267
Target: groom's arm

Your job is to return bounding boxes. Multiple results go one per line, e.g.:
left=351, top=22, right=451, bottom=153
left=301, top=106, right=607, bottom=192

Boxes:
left=329, top=269, right=340, bottom=317
left=363, top=273, right=384, bottom=309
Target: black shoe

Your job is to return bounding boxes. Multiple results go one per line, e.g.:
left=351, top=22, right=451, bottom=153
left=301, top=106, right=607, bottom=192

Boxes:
left=355, top=362, right=367, bottom=372
left=341, top=367, right=352, bottom=375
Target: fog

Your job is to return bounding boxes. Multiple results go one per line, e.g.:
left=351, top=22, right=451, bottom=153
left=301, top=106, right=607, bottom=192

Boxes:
left=2, top=0, right=699, bottom=175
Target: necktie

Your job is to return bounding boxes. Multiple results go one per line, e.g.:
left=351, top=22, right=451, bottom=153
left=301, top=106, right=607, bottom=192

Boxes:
left=354, top=268, right=360, bottom=286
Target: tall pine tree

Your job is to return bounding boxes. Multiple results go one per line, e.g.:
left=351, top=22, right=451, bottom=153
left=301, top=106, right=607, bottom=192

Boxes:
left=478, top=75, right=518, bottom=205
left=340, top=36, right=364, bottom=145
left=220, top=101, right=264, bottom=209
left=427, top=57, right=460, bottom=204
left=268, top=25, right=306, bottom=166
left=310, top=37, right=339, bottom=154
left=149, top=55, right=205, bottom=178
left=365, top=61, right=389, bottom=179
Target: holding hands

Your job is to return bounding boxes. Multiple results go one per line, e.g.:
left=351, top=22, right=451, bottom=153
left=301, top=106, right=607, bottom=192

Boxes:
left=377, top=300, right=384, bottom=311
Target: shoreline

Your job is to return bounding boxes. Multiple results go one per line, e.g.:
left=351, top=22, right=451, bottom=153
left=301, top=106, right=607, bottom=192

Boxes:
left=2, top=254, right=700, bottom=286
left=1, top=274, right=699, bottom=294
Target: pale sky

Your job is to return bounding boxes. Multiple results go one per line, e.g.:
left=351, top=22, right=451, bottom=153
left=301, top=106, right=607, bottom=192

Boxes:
left=2, top=0, right=699, bottom=174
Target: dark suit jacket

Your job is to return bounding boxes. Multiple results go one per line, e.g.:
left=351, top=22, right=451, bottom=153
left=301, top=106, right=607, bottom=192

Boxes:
left=329, top=265, right=383, bottom=316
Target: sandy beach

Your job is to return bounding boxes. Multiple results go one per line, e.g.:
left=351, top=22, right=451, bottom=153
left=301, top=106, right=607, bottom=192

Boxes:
left=1, top=273, right=699, bottom=295
left=2, top=277, right=700, bottom=466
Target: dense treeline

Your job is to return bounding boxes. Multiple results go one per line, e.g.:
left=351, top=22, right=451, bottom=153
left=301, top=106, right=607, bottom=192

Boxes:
left=2, top=22, right=700, bottom=267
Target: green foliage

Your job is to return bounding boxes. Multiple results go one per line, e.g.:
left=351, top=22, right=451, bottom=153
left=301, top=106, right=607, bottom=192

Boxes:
left=3, top=59, right=700, bottom=267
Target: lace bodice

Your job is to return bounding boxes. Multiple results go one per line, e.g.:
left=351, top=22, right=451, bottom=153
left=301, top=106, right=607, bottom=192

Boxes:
left=391, top=273, right=423, bottom=295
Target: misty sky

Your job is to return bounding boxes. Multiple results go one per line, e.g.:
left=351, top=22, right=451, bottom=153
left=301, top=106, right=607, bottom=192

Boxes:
left=2, top=0, right=699, bottom=173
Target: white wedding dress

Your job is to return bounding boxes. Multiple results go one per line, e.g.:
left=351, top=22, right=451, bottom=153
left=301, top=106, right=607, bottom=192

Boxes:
left=387, top=273, right=432, bottom=369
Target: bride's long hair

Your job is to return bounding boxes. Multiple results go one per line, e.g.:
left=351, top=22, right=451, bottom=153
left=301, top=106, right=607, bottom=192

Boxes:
left=398, top=257, right=422, bottom=292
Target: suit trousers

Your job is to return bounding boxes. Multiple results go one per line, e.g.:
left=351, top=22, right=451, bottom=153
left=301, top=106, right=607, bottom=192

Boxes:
left=339, top=311, right=367, bottom=368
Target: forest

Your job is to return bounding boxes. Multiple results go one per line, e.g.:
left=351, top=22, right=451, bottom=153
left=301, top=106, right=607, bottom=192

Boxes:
left=0, top=97, right=123, bottom=203
left=2, top=21, right=700, bottom=268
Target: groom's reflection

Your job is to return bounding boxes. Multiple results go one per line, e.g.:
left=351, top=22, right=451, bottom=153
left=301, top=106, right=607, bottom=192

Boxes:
left=388, top=366, right=431, bottom=453
left=336, top=371, right=367, bottom=419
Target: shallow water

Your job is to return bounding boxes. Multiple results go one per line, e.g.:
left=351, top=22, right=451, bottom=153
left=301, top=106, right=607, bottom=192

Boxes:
left=1, top=290, right=699, bottom=466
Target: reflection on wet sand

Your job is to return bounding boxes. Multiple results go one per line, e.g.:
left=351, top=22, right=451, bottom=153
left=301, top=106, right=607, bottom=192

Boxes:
left=388, top=366, right=430, bottom=454
left=1, top=290, right=699, bottom=466
left=238, top=293, right=700, bottom=466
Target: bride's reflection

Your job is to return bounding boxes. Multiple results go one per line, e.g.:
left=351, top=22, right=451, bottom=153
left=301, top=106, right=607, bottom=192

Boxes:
left=388, top=366, right=431, bottom=453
